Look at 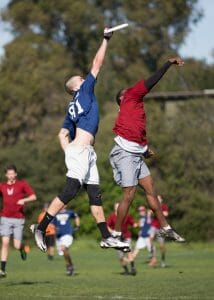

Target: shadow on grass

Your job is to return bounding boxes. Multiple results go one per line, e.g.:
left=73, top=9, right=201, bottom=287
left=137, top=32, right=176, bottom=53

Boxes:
left=6, top=280, right=52, bottom=286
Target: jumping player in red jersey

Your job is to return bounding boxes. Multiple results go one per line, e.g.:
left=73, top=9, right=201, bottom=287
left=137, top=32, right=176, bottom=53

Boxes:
left=108, top=57, right=185, bottom=250
left=0, top=165, right=37, bottom=278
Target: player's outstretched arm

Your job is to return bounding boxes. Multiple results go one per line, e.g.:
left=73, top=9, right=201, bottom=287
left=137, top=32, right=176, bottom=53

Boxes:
left=90, top=28, right=113, bottom=78
left=145, top=57, right=184, bottom=91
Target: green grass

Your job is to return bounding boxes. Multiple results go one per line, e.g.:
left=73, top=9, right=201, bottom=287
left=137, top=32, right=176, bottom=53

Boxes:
left=0, top=239, right=213, bottom=300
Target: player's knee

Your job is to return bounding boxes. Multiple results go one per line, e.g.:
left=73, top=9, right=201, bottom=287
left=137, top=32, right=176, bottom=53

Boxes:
left=84, top=184, right=102, bottom=206
left=58, top=177, right=81, bottom=204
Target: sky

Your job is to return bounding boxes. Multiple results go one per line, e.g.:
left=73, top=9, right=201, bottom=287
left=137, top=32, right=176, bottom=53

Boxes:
left=0, top=0, right=214, bottom=64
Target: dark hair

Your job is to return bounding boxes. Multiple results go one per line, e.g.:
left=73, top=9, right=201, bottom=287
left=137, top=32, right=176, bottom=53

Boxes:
left=116, top=89, right=124, bottom=106
left=4, top=164, right=17, bottom=173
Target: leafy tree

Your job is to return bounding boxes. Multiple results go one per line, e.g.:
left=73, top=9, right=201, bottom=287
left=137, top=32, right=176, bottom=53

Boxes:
left=0, top=0, right=213, bottom=240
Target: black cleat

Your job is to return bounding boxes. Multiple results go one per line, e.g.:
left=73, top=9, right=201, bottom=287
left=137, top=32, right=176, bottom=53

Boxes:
left=66, top=265, right=74, bottom=276
left=158, top=228, right=185, bottom=243
left=20, top=247, right=27, bottom=260
left=130, top=267, right=137, bottom=276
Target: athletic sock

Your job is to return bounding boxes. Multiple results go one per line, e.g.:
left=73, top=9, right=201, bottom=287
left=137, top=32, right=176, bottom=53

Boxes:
left=38, top=212, right=54, bottom=232
left=97, top=222, right=111, bottom=239
left=163, top=225, right=171, bottom=230
left=1, top=261, right=6, bottom=272
left=161, top=252, right=165, bottom=262
left=48, top=255, right=54, bottom=261
left=19, top=243, right=24, bottom=251
left=123, top=265, right=129, bottom=273
left=130, top=261, right=135, bottom=268
left=112, top=230, right=122, bottom=237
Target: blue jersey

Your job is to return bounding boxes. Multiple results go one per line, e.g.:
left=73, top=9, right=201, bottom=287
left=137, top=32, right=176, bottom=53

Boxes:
left=139, top=215, right=151, bottom=238
left=62, top=73, right=99, bottom=139
left=53, top=209, right=78, bottom=238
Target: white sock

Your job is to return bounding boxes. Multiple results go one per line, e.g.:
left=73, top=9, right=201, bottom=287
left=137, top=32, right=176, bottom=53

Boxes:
left=112, top=230, right=122, bottom=237
left=163, top=225, right=171, bottom=230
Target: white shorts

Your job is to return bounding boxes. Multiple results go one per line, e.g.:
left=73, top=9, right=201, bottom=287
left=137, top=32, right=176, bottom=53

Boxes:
left=65, top=143, right=99, bottom=185
left=135, top=237, right=152, bottom=251
left=56, top=234, right=73, bottom=256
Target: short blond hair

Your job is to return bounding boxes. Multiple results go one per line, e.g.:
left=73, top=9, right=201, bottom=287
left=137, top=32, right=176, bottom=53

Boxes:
left=64, top=76, right=79, bottom=95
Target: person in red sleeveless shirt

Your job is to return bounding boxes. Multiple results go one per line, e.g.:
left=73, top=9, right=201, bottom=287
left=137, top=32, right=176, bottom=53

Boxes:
left=107, top=202, right=137, bottom=275
left=0, top=165, right=37, bottom=278
left=109, top=57, right=185, bottom=250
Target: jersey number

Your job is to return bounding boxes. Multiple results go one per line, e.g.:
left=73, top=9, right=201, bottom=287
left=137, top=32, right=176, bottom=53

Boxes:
left=68, top=100, right=84, bottom=119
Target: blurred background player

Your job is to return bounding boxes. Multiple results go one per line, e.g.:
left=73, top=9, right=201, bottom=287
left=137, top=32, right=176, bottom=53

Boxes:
left=107, top=202, right=137, bottom=275
left=109, top=57, right=185, bottom=250
left=0, top=164, right=37, bottom=278
left=53, top=207, right=80, bottom=276
left=149, top=195, right=169, bottom=267
left=38, top=203, right=56, bottom=260
left=132, top=206, right=153, bottom=262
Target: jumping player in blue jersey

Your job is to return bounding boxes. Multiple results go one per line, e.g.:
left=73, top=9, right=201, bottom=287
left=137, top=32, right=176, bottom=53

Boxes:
left=31, top=28, right=130, bottom=252
left=53, top=208, right=80, bottom=276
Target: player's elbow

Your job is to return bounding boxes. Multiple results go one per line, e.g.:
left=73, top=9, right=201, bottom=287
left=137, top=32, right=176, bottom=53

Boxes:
left=58, top=129, right=68, bottom=141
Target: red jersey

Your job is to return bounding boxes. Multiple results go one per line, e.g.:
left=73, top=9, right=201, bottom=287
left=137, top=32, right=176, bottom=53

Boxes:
left=107, top=213, right=135, bottom=239
left=0, top=180, right=35, bottom=218
left=113, top=80, right=149, bottom=146
left=151, top=203, right=169, bottom=229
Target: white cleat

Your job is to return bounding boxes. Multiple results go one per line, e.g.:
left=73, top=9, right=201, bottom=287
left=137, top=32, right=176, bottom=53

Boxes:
left=100, top=236, right=131, bottom=252
left=30, top=224, right=47, bottom=252
left=158, top=228, right=186, bottom=243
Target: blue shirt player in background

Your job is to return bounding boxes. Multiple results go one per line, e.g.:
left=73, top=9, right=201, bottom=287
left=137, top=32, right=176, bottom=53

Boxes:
left=132, top=206, right=153, bottom=262
left=53, top=207, right=80, bottom=276
left=31, top=27, right=130, bottom=253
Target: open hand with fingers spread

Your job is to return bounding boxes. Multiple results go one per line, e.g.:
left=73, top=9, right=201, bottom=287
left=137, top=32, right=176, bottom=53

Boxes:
left=168, top=57, right=184, bottom=66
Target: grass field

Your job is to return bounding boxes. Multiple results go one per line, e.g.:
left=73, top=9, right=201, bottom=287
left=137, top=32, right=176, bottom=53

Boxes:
left=0, top=239, right=213, bottom=300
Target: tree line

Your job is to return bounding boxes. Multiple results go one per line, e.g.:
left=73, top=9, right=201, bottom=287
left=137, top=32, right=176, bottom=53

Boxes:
left=0, top=0, right=213, bottom=240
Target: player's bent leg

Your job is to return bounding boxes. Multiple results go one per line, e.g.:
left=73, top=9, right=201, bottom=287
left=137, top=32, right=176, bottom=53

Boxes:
left=1, top=236, right=10, bottom=262
left=13, top=239, right=27, bottom=261
left=139, top=176, right=168, bottom=228
left=85, top=184, right=131, bottom=252
left=114, top=186, right=136, bottom=232
left=31, top=178, right=81, bottom=252
left=0, top=236, right=10, bottom=278
left=62, top=246, right=74, bottom=276
left=139, top=176, right=185, bottom=242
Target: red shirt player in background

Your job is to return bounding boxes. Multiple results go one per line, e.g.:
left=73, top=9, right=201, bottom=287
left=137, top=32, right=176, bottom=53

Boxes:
left=149, top=195, right=169, bottom=267
left=0, top=164, right=37, bottom=278
left=109, top=57, right=185, bottom=251
left=107, top=202, right=137, bottom=275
